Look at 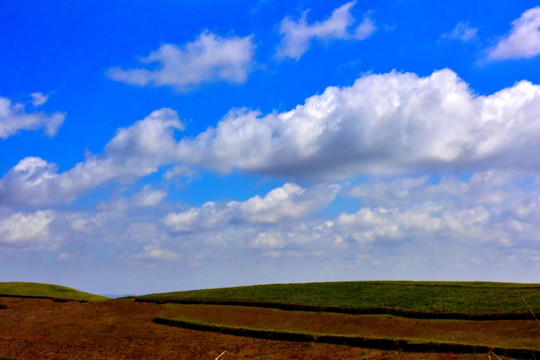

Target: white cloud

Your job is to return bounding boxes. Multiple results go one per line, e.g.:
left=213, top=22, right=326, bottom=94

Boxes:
left=163, top=202, right=227, bottom=233
left=108, top=32, right=254, bottom=91
left=163, top=183, right=340, bottom=233
left=347, top=170, right=528, bottom=208
left=30, top=92, right=49, bottom=106
left=487, top=7, right=540, bottom=60
left=443, top=21, right=478, bottom=41
left=176, top=68, right=540, bottom=180
left=98, top=185, right=167, bottom=211
left=0, top=93, right=65, bottom=139
left=57, top=253, right=72, bottom=261
left=133, top=242, right=181, bottom=262
left=336, top=204, right=492, bottom=243
left=234, top=183, right=339, bottom=223
left=250, top=232, right=286, bottom=249
left=277, top=1, right=376, bottom=59
left=354, top=14, right=376, bottom=40
left=0, top=108, right=182, bottom=206
left=133, top=186, right=167, bottom=207
left=0, top=210, right=55, bottom=249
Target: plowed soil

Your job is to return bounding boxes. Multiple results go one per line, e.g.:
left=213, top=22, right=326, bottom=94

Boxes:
left=0, top=297, right=524, bottom=360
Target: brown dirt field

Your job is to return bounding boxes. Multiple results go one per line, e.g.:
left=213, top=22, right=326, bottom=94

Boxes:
left=0, top=297, right=522, bottom=360
left=164, top=304, right=540, bottom=349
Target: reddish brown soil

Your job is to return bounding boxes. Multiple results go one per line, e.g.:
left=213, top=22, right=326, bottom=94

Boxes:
left=0, top=297, right=521, bottom=360
left=165, top=304, right=540, bottom=349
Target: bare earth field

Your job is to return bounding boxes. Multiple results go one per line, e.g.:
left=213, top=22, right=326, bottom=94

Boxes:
left=163, top=304, right=540, bottom=350
left=0, top=296, right=530, bottom=360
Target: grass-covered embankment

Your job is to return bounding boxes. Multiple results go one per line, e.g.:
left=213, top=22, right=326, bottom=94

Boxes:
left=159, top=304, right=540, bottom=350
left=138, top=281, right=540, bottom=319
left=0, top=282, right=108, bottom=301
left=154, top=316, right=539, bottom=360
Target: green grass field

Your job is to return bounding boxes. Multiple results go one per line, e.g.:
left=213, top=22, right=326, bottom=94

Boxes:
left=138, top=281, right=540, bottom=316
left=0, top=282, right=109, bottom=301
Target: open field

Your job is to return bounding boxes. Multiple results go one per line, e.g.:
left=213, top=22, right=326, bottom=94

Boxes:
left=138, top=281, right=540, bottom=318
left=1, top=281, right=539, bottom=359
left=0, top=296, right=510, bottom=360
left=0, top=282, right=108, bottom=302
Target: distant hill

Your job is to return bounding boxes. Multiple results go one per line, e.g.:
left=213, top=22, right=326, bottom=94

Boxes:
left=137, top=281, right=540, bottom=318
left=0, top=282, right=109, bottom=301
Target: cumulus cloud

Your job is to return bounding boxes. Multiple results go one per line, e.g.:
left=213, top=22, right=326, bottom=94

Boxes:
left=442, top=21, right=478, bottom=41
left=339, top=170, right=540, bottom=248
left=176, top=68, right=540, bottom=180
left=5, top=68, right=540, bottom=207
left=108, top=32, right=254, bottom=91
left=0, top=210, right=56, bottom=249
left=0, top=93, right=65, bottom=139
left=487, top=6, right=540, bottom=60
left=277, top=1, right=376, bottom=59
left=163, top=183, right=340, bottom=233
left=0, top=108, right=182, bottom=206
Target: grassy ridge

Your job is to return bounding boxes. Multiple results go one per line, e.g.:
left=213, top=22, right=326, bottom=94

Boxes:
left=0, top=282, right=108, bottom=301
left=139, top=281, right=540, bottom=316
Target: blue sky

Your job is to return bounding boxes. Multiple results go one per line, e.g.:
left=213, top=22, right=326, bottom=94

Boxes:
left=1, top=0, right=540, bottom=295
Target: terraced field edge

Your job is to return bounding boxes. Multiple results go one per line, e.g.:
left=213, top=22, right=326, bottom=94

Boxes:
left=0, top=293, right=92, bottom=303
left=136, top=298, right=535, bottom=321
left=154, top=317, right=540, bottom=360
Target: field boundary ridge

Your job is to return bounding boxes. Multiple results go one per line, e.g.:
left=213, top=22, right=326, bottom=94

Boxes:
left=154, top=317, right=539, bottom=359
left=137, top=298, right=534, bottom=320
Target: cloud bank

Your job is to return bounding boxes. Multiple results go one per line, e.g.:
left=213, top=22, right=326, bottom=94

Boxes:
left=0, top=108, right=183, bottom=206
left=177, top=68, right=540, bottom=179
left=3, top=69, right=540, bottom=207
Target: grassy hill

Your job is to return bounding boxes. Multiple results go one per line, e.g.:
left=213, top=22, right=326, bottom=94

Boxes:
left=138, top=281, right=540, bottom=317
left=0, top=282, right=109, bottom=301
